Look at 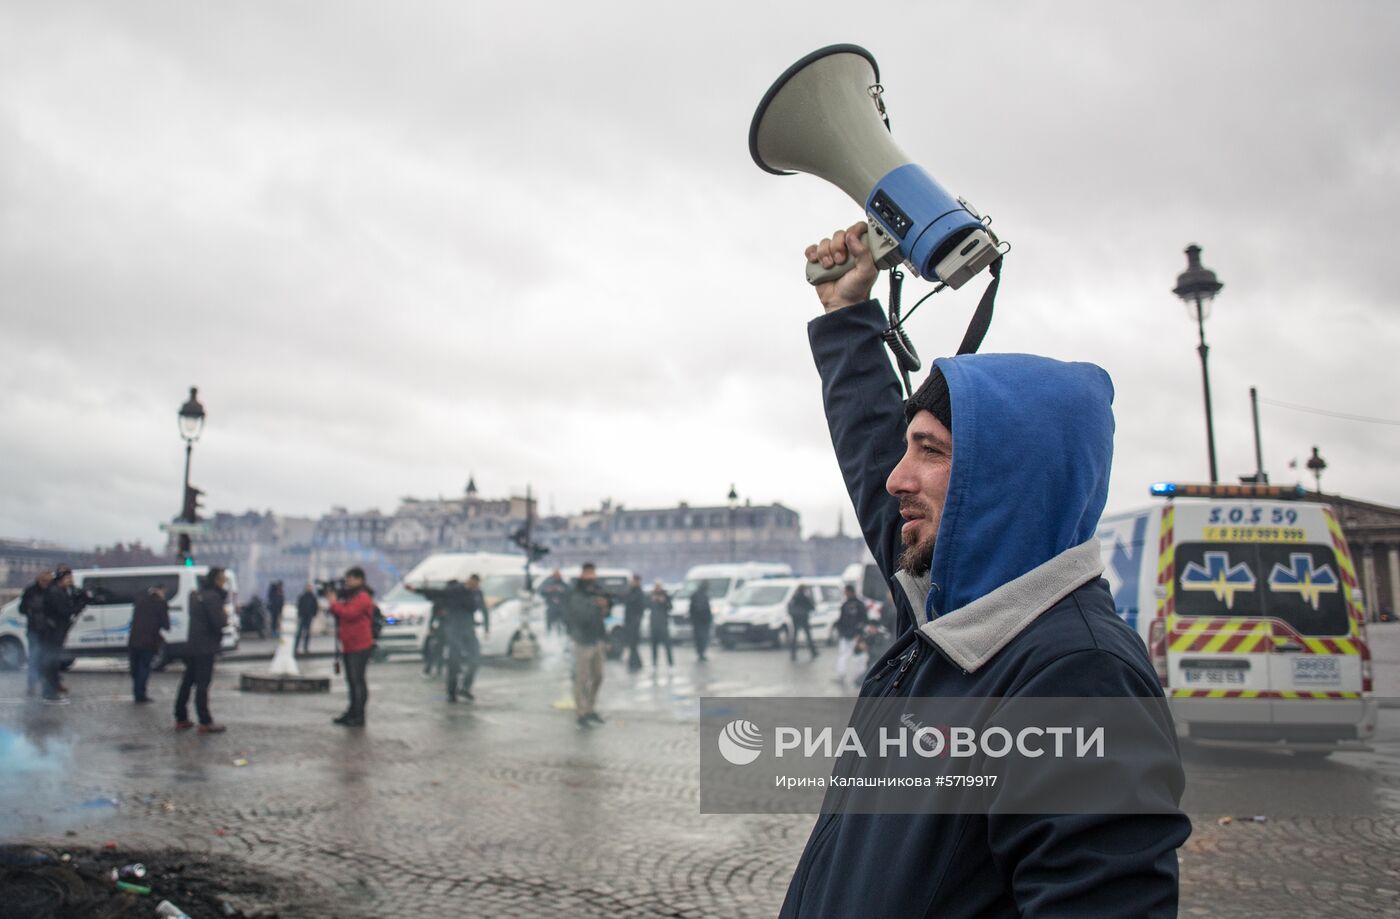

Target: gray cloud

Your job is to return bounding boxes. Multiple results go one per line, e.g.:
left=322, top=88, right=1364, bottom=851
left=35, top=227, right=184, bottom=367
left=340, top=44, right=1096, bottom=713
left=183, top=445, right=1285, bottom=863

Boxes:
left=2, top=1, right=1397, bottom=550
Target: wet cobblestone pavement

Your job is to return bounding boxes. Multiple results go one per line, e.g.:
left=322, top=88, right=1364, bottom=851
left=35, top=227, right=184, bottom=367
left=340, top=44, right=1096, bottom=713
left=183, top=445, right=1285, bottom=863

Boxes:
left=3, top=628, right=1400, bottom=917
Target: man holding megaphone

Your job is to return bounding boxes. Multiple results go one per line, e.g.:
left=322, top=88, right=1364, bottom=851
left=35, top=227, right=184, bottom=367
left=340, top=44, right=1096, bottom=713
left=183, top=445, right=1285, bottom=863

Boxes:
left=754, top=45, right=1191, bottom=919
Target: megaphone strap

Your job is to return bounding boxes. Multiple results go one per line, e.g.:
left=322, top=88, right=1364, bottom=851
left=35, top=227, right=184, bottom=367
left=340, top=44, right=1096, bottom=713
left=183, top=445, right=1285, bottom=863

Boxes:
left=956, top=256, right=1001, bottom=356
left=883, top=255, right=1001, bottom=395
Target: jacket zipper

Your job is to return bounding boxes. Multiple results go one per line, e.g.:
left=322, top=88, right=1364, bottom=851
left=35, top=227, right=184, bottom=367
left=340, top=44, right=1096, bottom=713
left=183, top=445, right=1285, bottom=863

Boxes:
left=891, top=644, right=920, bottom=691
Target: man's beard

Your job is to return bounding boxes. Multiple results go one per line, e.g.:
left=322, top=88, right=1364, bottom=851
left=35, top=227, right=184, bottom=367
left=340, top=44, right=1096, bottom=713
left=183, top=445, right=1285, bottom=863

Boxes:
left=897, top=535, right=935, bottom=577
left=896, top=496, right=936, bottom=576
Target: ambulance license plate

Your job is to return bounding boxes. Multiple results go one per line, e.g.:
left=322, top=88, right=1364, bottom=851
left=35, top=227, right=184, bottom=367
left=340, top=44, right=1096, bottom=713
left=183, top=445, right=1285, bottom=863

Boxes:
left=1291, top=656, right=1341, bottom=687
left=1182, top=668, right=1246, bottom=685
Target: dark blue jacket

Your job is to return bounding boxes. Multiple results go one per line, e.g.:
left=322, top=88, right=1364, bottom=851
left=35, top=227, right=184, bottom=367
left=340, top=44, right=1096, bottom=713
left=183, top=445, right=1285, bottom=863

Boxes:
left=781, top=301, right=1190, bottom=918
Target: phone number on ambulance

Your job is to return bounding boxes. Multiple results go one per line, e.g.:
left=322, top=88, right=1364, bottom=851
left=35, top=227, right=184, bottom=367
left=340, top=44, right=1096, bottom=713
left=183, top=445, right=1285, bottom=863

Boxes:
left=935, top=775, right=999, bottom=788
left=1202, top=526, right=1306, bottom=543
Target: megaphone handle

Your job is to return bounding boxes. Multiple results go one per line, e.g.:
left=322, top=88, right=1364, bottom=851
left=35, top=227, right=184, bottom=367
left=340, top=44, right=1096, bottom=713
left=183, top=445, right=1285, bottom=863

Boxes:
left=806, top=256, right=858, bottom=285
left=804, top=221, right=900, bottom=285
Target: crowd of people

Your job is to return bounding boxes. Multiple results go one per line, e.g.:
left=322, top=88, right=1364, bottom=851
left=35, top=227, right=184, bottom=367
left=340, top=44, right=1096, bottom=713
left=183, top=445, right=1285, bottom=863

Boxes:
left=14, top=558, right=890, bottom=734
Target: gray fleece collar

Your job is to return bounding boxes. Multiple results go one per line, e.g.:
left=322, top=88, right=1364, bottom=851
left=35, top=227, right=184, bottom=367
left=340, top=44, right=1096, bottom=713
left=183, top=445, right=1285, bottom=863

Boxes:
left=915, top=539, right=1104, bottom=674
left=894, top=569, right=931, bottom=617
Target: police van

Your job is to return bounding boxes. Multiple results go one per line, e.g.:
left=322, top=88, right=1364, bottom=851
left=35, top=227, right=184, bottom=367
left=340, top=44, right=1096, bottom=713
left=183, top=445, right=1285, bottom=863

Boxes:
left=375, top=552, right=543, bottom=661
left=668, top=562, right=793, bottom=639
left=1096, top=482, right=1377, bottom=757
left=0, top=565, right=241, bottom=671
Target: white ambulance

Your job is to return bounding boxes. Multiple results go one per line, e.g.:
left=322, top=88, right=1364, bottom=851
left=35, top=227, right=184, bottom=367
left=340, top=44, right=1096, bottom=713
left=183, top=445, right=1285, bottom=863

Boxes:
left=1096, top=482, right=1377, bottom=758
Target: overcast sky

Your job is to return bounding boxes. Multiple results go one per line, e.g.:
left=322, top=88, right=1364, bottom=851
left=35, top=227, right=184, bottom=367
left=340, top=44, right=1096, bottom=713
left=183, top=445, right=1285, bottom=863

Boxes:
left=2, top=1, right=1397, bottom=550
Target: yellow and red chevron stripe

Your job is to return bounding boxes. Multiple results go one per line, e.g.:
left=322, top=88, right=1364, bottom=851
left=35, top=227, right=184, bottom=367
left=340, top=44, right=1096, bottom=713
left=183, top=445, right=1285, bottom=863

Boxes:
left=1169, top=619, right=1271, bottom=654
left=1171, top=689, right=1361, bottom=699
left=1156, top=505, right=1175, bottom=624
left=1322, top=507, right=1367, bottom=638
left=1172, top=616, right=1361, bottom=656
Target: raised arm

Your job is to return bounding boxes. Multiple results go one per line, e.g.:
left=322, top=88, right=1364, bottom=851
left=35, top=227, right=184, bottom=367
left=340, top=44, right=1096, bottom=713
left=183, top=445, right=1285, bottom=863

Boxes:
left=804, top=224, right=908, bottom=595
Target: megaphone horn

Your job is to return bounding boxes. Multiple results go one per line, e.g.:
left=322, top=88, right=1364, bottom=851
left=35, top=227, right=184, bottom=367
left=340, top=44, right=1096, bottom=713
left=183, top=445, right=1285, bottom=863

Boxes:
left=750, top=44, right=1002, bottom=289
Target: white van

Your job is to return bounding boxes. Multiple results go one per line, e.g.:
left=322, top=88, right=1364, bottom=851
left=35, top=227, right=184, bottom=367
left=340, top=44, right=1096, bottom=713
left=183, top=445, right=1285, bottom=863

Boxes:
left=841, top=560, right=887, bottom=605
left=714, top=576, right=843, bottom=649
left=376, top=552, right=543, bottom=660
left=1097, top=482, right=1378, bottom=757
left=669, top=562, right=793, bottom=640
left=0, top=565, right=241, bottom=671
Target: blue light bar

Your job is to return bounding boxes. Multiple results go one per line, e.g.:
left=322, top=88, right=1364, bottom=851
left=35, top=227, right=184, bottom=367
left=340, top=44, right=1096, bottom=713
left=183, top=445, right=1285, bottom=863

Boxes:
left=1148, top=482, right=1309, bottom=500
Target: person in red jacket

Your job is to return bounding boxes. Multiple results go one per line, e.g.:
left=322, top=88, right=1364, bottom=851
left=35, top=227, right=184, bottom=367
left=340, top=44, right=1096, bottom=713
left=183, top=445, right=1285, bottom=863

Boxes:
left=327, top=567, right=375, bottom=727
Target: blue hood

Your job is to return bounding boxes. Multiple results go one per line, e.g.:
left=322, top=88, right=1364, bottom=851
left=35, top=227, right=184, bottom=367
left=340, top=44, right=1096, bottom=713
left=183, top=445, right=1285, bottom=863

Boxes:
left=924, top=354, right=1114, bottom=618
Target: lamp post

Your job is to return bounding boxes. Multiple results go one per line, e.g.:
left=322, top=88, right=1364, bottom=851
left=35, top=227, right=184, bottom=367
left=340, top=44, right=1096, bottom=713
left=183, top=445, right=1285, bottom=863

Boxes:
left=1173, top=245, right=1224, bottom=484
left=177, top=386, right=206, bottom=561
left=727, top=484, right=738, bottom=563
left=1306, top=446, right=1327, bottom=494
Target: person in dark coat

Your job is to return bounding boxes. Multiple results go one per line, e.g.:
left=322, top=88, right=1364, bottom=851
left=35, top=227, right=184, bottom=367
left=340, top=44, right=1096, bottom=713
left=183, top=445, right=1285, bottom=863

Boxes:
left=786, top=584, right=819, bottom=661
left=294, top=583, right=319, bottom=656
left=39, top=566, right=88, bottom=702
left=540, top=568, right=568, bottom=635
left=19, top=570, right=53, bottom=698
left=128, top=583, right=170, bottom=703
left=833, top=585, right=868, bottom=687
left=565, top=563, right=610, bottom=728
left=410, top=577, right=489, bottom=702
left=777, top=225, right=1190, bottom=918
left=422, top=603, right=446, bottom=676
left=689, top=582, right=713, bottom=662
left=622, top=574, right=645, bottom=671
left=175, top=568, right=229, bottom=732
left=878, top=590, right=898, bottom=635
left=266, top=581, right=285, bottom=638
left=647, top=581, right=673, bottom=669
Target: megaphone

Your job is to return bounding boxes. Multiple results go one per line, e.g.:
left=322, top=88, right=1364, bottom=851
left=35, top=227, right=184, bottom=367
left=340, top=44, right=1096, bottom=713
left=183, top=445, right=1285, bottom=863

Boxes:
left=750, top=44, right=1002, bottom=290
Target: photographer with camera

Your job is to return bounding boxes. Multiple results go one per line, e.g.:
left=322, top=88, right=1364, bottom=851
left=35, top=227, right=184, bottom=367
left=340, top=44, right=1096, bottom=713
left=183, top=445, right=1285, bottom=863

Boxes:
left=325, top=567, right=374, bottom=727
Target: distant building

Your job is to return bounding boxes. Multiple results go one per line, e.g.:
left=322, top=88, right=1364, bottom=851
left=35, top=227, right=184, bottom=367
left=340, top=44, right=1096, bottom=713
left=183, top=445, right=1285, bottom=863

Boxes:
left=584, top=500, right=807, bottom=581
left=146, top=475, right=869, bottom=596
left=310, top=507, right=394, bottom=593
left=0, top=539, right=98, bottom=591
left=805, top=516, right=870, bottom=579
left=171, top=511, right=318, bottom=600
left=382, top=489, right=533, bottom=574
left=1321, top=493, right=1400, bottom=619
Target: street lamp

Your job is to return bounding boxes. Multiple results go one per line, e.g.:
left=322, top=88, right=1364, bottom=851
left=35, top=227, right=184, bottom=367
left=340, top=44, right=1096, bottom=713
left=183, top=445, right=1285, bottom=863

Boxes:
left=727, top=484, right=739, bottom=563
left=1173, top=245, right=1224, bottom=484
left=1306, top=446, right=1327, bottom=494
left=177, top=387, right=206, bottom=561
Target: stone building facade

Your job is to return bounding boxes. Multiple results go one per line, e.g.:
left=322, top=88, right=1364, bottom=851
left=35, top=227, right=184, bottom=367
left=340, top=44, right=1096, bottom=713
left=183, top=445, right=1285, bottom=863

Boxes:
left=154, top=479, right=867, bottom=596
left=172, top=511, right=320, bottom=600
left=0, top=539, right=98, bottom=593
left=1322, top=493, right=1400, bottom=620
left=566, top=501, right=811, bottom=582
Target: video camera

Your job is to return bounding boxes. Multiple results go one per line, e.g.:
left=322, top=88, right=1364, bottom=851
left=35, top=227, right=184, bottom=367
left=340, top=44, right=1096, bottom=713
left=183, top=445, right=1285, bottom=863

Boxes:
left=316, top=578, right=347, bottom=598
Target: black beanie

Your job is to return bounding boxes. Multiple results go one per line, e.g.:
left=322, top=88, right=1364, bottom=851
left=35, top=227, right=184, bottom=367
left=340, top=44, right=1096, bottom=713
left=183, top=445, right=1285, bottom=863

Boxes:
left=904, top=366, right=952, bottom=431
